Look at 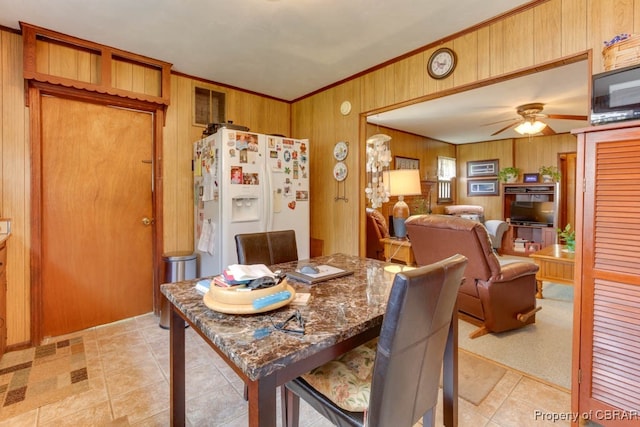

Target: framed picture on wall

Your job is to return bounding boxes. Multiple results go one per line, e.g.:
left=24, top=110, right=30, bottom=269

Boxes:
left=467, top=159, right=499, bottom=177
left=394, top=156, right=419, bottom=170
left=467, top=179, right=499, bottom=196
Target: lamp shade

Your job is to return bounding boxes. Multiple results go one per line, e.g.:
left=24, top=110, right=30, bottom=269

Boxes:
left=384, top=169, right=422, bottom=197
left=383, top=169, right=422, bottom=239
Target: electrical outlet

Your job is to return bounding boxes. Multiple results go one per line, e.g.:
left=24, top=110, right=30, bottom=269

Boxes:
left=0, top=219, right=10, bottom=234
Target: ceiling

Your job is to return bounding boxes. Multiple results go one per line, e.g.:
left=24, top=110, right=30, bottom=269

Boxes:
left=1, top=0, right=589, bottom=143
left=1, top=0, right=532, bottom=101
left=367, top=60, right=590, bottom=144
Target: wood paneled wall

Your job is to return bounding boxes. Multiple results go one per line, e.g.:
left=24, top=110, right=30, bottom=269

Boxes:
left=1, top=0, right=639, bottom=345
left=162, top=75, right=291, bottom=254
left=0, top=30, right=30, bottom=345
left=364, top=124, right=456, bottom=220
left=0, top=28, right=290, bottom=346
left=455, top=134, right=577, bottom=220
left=456, top=139, right=515, bottom=220
left=291, top=0, right=634, bottom=257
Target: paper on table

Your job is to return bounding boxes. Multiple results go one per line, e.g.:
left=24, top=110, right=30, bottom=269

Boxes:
left=291, top=293, right=310, bottom=306
left=226, top=264, right=276, bottom=280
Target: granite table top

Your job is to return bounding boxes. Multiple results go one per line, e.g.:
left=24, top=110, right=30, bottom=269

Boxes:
left=161, top=253, right=403, bottom=381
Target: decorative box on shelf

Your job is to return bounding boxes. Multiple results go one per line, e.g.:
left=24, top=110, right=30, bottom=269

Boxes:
left=603, top=34, right=640, bottom=71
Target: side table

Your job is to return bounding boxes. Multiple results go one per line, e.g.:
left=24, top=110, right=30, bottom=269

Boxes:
left=529, top=244, right=575, bottom=298
left=381, top=237, right=415, bottom=266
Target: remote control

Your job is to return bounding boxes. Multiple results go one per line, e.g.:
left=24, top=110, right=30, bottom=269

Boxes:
left=252, top=291, right=292, bottom=310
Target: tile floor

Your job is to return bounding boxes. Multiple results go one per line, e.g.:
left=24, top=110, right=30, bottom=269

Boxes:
left=0, top=313, right=572, bottom=426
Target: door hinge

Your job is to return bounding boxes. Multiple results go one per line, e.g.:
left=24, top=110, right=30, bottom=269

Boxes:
left=578, top=368, right=582, bottom=384
left=583, top=178, right=586, bottom=192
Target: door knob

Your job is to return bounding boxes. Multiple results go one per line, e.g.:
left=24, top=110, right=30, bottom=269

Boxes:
left=142, top=217, right=155, bottom=226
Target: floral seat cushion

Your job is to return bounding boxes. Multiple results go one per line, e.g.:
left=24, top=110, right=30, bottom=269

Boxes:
left=301, top=338, right=378, bottom=412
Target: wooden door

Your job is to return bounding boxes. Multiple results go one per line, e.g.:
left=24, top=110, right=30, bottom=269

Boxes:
left=573, top=123, right=640, bottom=426
left=40, top=96, right=154, bottom=337
left=559, top=152, right=576, bottom=229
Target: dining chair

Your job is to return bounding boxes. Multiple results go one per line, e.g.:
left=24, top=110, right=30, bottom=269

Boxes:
left=234, top=229, right=299, bottom=401
left=234, top=229, right=299, bottom=265
left=281, top=254, right=467, bottom=427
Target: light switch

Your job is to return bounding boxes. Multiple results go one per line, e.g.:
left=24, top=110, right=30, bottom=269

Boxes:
left=0, top=219, right=11, bottom=234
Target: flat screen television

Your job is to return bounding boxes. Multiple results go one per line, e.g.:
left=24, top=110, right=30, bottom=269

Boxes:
left=509, top=201, right=554, bottom=226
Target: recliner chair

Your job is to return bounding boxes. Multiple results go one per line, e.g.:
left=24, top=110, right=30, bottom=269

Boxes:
left=365, top=208, right=390, bottom=260
left=484, top=219, right=509, bottom=253
left=406, top=214, right=540, bottom=338
left=444, top=205, right=509, bottom=253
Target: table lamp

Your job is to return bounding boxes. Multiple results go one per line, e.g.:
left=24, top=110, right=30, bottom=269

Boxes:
left=385, top=169, right=422, bottom=239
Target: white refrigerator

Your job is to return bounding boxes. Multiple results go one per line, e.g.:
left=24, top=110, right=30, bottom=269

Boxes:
left=194, top=127, right=310, bottom=277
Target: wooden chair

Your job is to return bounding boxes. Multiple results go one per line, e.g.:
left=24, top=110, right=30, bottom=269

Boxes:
left=281, top=254, right=467, bottom=427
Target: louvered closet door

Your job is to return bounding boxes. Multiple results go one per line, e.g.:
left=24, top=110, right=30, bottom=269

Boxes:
left=577, top=125, right=640, bottom=427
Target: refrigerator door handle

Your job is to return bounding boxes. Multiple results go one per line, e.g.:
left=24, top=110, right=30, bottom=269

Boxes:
left=265, top=166, right=274, bottom=231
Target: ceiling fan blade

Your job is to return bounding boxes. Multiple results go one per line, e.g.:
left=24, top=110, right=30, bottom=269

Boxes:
left=491, top=122, right=517, bottom=136
left=541, top=124, right=556, bottom=135
left=482, top=117, right=517, bottom=127
left=546, top=114, right=588, bottom=121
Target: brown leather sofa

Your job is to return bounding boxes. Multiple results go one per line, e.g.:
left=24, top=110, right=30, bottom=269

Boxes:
left=365, top=208, right=390, bottom=260
left=406, top=214, right=540, bottom=338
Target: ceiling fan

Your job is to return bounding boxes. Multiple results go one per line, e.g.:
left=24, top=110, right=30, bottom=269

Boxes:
left=490, top=102, right=588, bottom=136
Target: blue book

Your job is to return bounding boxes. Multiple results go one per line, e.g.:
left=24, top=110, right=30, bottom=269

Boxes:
left=195, top=279, right=212, bottom=295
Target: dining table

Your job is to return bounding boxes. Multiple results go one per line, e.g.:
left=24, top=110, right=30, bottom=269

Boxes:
left=161, top=253, right=459, bottom=427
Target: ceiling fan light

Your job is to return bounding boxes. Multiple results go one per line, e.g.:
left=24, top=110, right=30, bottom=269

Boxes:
left=515, top=120, right=547, bottom=135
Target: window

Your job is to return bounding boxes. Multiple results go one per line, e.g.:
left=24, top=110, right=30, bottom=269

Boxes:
left=194, top=86, right=226, bottom=126
left=437, top=156, right=456, bottom=204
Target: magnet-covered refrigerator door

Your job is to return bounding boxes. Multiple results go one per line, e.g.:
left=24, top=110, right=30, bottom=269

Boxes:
left=265, top=136, right=310, bottom=259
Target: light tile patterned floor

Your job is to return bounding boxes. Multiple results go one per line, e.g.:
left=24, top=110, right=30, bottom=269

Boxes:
left=0, top=313, right=572, bottom=426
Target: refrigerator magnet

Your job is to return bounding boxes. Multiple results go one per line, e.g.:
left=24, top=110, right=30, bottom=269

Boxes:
left=231, top=166, right=243, bottom=184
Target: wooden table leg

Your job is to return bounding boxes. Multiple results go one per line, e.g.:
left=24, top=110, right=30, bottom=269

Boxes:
left=170, top=307, right=186, bottom=427
left=247, top=375, right=277, bottom=427
left=442, top=306, right=458, bottom=427
left=536, top=279, right=544, bottom=299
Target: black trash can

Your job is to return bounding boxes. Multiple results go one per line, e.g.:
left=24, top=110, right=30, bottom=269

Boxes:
left=160, top=251, right=197, bottom=329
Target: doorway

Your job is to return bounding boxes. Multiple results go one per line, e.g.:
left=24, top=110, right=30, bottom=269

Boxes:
left=559, top=152, right=577, bottom=229
left=38, top=96, right=155, bottom=338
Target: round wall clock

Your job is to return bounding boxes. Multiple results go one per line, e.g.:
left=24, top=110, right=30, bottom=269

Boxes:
left=427, top=47, right=457, bottom=79
left=340, top=101, right=352, bottom=116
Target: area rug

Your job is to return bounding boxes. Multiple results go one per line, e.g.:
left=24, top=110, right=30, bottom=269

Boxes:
left=0, top=336, right=89, bottom=418
left=459, top=282, right=573, bottom=390
left=457, top=350, right=506, bottom=405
